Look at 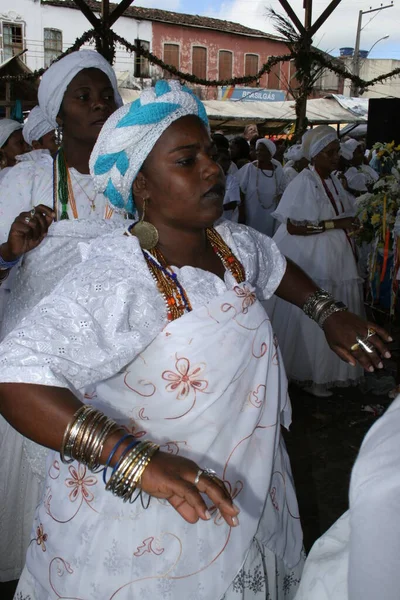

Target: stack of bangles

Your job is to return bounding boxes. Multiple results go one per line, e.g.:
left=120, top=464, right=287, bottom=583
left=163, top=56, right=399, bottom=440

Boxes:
left=61, top=405, right=160, bottom=504
left=302, top=289, right=348, bottom=329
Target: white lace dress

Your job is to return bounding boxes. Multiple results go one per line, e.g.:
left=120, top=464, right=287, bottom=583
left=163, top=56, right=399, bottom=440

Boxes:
left=0, top=222, right=304, bottom=599
left=265, top=166, right=364, bottom=387
left=237, top=160, right=287, bottom=238
left=0, top=152, right=128, bottom=582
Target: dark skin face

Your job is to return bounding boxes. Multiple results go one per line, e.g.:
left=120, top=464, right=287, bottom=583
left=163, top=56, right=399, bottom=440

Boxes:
left=134, top=115, right=226, bottom=277
left=57, top=68, right=117, bottom=173
left=313, top=139, right=340, bottom=178
left=351, top=145, right=365, bottom=167
left=216, top=149, right=231, bottom=175
left=32, top=129, right=58, bottom=155
left=256, top=143, right=273, bottom=169
left=0, top=129, right=29, bottom=167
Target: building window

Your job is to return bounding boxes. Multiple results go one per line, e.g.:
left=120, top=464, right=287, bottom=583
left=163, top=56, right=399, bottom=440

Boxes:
left=245, top=54, right=259, bottom=87
left=163, top=43, right=179, bottom=78
left=2, top=23, right=23, bottom=62
left=219, top=50, right=233, bottom=80
left=192, top=46, right=207, bottom=80
left=44, top=28, right=62, bottom=68
left=268, top=61, right=281, bottom=90
left=134, top=39, right=150, bottom=78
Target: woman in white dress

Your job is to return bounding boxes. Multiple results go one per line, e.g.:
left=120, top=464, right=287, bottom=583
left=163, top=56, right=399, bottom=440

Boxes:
left=0, top=119, right=28, bottom=180
left=0, top=81, right=390, bottom=600
left=266, top=126, right=370, bottom=397
left=283, top=144, right=309, bottom=185
left=237, top=138, right=286, bottom=238
left=294, top=392, right=400, bottom=600
left=0, top=49, right=127, bottom=583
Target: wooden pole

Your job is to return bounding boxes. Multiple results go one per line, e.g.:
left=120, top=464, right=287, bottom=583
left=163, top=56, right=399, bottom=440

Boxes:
left=5, top=81, right=11, bottom=118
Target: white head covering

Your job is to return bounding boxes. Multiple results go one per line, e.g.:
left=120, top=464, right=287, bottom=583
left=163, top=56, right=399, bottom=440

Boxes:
left=255, top=138, right=276, bottom=157
left=341, top=138, right=362, bottom=160
left=90, top=79, right=209, bottom=212
left=284, top=143, right=304, bottom=162
left=23, top=106, right=54, bottom=145
left=0, top=119, right=23, bottom=148
left=303, top=125, right=338, bottom=160
left=38, top=50, right=122, bottom=128
left=345, top=166, right=368, bottom=192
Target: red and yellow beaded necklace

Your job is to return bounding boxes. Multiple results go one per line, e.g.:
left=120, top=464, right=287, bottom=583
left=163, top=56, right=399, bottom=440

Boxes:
left=143, top=227, right=246, bottom=321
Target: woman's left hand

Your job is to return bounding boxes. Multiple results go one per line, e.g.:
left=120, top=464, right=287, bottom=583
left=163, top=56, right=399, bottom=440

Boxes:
left=323, top=311, right=392, bottom=372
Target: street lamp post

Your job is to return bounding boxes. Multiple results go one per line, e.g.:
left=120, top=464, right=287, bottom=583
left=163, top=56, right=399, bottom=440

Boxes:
left=350, top=2, right=393, bottom=97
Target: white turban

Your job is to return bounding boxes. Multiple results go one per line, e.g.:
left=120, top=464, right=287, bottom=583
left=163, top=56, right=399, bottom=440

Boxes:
left=0, top=119, right=23, bottom=148
left=341, top=138, right=362, bottom=160
left=90, top=80, right=210, bottom=211
left=38, top=50, right=122, bottom=128
left=303, top=126, right=338, bottom=160
left=255, top=138, right=276, bottom=157
left=284, top=143, right=304, bottom=162
left=23, top=106, right=54, bottom=145
left=345, top=166, right=368, bottom=192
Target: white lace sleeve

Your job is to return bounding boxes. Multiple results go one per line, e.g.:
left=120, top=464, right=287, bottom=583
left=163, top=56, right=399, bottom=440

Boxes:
left=217, top=222, right=287, bottom=300
left=0, top=233, right=166, bottom=390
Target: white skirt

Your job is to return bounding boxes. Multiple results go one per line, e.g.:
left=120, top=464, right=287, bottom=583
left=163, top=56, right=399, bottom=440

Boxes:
left=15, top=537, right=305, bottom=600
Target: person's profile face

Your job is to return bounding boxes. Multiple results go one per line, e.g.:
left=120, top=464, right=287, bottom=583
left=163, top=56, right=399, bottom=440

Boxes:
left=2, top=129, right=28, bottom=166
left=137, top=115, right=225, bottom=230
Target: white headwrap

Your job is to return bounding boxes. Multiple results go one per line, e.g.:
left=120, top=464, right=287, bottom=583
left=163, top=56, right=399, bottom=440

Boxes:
left=0, top=119, right=23, bottom=148
left=90, top=80, right=209, bottom=212
left=341, top=138, right=362, bottom=160
left=303, top=126, right=338, bottom=160
left=23, top=106, right=54, bottom=145
left=38, top=50, right=122, bottom=128
left=284, top=143, right=304, bottom=162
left=255, top=138, right=276, bottom=157
left=345, top=166, right=368, bottom=192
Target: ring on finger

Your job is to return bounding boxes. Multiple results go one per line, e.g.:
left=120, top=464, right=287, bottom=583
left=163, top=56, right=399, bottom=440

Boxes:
left=357, top=338, right=374, bottom=354
left=24, top=216, right=31, bottom=224
left=194, top=468, right=204, bottom=485
left=367, top=328, right=376, bottom=339
left=350, top=341, right=359, bottom=352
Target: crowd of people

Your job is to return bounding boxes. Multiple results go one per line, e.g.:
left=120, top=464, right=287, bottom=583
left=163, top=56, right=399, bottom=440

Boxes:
left=0, top=49, right=398, bottom=600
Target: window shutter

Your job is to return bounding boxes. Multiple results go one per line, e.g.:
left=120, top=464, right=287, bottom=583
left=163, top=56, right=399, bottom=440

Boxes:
left=192, top=46, right=207, bottom=80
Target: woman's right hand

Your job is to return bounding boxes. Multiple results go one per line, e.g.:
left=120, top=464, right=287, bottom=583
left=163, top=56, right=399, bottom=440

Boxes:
left=1, top=204, right=55, bottom=261
left=140, top=451, right=240, bottom=527
left=332, top=217, right=359, bottom=232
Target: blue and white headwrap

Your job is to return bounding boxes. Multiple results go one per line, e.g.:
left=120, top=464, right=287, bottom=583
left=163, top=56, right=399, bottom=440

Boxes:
left=89, top=80, right=209, bottom=212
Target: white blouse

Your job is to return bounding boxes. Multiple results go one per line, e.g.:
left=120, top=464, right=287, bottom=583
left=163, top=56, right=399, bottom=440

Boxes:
left=0, top=222, right=286, bottom=391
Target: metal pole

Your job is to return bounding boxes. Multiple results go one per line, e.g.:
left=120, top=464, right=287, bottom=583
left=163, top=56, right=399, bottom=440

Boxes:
left=351, top=10, right=362, bottom=97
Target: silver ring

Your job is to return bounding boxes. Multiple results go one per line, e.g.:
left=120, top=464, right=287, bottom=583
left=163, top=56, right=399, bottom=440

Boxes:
left=24, top=217, right=30, bottom=224
left=30, top=208, right=36, bottom=217
left=356, top=337, right=374, bottom=354
left=194, top=468, right=204, bottom=485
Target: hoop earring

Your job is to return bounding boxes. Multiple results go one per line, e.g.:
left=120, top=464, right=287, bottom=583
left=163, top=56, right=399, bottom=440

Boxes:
left=130, top=197, right=159, bottom=250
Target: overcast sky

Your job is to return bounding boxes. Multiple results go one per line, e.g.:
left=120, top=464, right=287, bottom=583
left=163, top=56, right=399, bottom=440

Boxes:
left=134, top=0, right=399, bottom=60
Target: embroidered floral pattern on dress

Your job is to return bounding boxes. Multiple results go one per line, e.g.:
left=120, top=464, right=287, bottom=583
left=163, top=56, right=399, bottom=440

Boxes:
left=65, top=464, right=97, bottom=504
left=134, top=536, right=165, bottom=557
left=231, top=564, right=267, bottom=594
left=34, top=523, right=48, bottom=552
left=162, top=356, right=208, bottom=400
left=234, top=284, right=257, bottom=314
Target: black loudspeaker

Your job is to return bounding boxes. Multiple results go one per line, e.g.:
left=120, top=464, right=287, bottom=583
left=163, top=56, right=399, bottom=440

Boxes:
left=367, top=98, right=400, bottom=147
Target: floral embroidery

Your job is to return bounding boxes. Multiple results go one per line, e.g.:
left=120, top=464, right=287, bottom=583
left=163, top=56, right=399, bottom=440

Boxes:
left=283, top=572, right=301, bottom=594
left=233, top=284, right=256, bottom=314
left=162, top=356, right=208, bottom=400
left=231, top=564, right=267, bottom=595
left=65, top=464, right=97, bottom=504
left=270, top=487, right=279, bottom=511
left=35, top=523, right=48, bottom=551
left=134, top=536, right=165, bottom=557
left=15, top=594, right=32, bottom=600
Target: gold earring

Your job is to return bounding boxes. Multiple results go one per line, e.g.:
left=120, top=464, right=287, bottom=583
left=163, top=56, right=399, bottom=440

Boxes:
left=130, top=197, right=159, bottom=250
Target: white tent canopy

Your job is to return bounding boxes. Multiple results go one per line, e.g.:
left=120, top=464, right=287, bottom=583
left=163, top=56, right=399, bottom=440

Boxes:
left=118, top=88, right=368, bottom=130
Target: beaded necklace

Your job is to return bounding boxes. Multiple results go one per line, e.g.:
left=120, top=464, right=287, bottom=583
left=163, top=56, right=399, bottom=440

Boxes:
left=53, top=148, right=114, bottom=221
left=140, top=227, right=246, bottom=322
left=254, top=161, right=277, bottom=210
